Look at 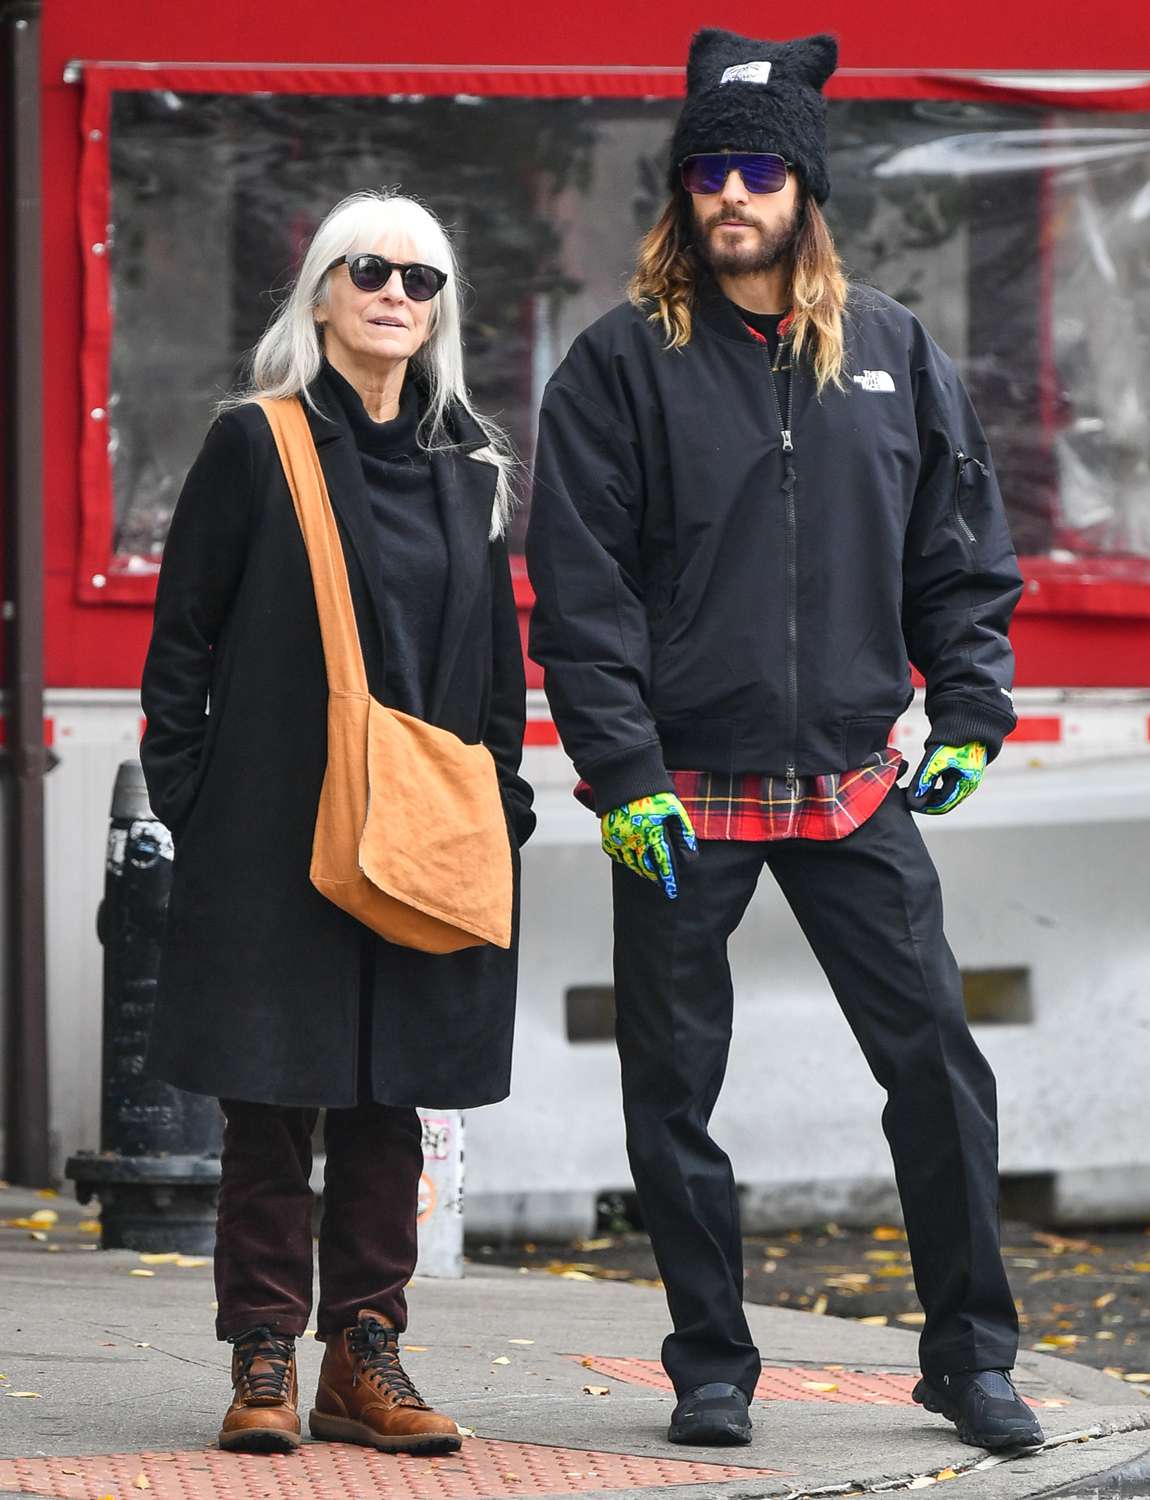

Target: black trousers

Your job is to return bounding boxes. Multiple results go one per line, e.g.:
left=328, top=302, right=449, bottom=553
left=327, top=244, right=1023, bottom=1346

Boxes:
left=612, top=785, right=1019, bottom=1401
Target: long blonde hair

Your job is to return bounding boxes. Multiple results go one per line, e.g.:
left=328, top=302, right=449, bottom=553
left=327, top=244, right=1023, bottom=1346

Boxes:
left=628, top=189, right=848, bottom=393
left=221, top=190, right=516, bottom=539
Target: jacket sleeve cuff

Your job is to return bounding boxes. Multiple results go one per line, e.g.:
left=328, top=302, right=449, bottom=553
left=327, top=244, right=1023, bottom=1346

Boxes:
left=926, top=699, right=1016, bottom=763
left=585, top=740, right=673, bottom=816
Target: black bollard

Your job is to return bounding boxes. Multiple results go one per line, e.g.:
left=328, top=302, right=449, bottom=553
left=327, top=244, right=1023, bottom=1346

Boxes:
left=65, top=760, right=222, bottom=1252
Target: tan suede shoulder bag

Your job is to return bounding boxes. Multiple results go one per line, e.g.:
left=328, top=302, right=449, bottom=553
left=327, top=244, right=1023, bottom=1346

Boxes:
left=257, top=396, right=513, bottom=954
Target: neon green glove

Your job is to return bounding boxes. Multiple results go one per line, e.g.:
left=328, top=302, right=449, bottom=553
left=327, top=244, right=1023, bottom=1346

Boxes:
left=907, top=742, right=987, bottom=815
left=601, top=792, right=698, bottom=900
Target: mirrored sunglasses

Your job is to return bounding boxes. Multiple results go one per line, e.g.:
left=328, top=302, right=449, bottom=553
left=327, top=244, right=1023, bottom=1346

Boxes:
left=680, top=152, right=791, bottom=196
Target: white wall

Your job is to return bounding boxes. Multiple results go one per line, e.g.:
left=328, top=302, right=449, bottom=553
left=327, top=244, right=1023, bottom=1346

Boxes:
left=5, top=690, right=1149, bottom=1239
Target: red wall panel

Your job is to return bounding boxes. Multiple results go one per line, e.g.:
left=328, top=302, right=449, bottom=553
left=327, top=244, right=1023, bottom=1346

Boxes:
left=35, top=0, right=1150, bottom=690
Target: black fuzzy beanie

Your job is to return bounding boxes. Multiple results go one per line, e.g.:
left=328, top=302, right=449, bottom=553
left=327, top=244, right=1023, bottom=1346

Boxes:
left=668, top=30, right=839, bottom=204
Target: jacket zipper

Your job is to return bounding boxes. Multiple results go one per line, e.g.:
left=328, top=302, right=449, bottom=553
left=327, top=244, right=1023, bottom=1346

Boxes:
left=764, top=347, right=799, bottom=794
left=952, top=450, right=986, bottom=546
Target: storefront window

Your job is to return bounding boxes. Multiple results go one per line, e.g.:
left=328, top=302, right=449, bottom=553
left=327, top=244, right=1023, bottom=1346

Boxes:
left=105, top=91, right=1150, bottom=565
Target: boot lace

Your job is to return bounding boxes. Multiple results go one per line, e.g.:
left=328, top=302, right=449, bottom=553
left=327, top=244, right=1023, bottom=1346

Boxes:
left=349, top=1319, right=426, bottom=1407
left=231, top=1326, right=295, bottom=1402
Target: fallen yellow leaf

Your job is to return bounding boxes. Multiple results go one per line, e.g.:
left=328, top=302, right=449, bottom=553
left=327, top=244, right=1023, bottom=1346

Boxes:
left=872, top=1225, right=906, bottom=1241
left=129, top=1269, right=155, bottom=1278
left=403, top=1345, right=429, bottom=1353
left=575, top=1237, right=614, bottom=1252
left=858, top=1315, right=889, bottom=1326
left=456, top=1425, right=475, bottom=1437
left=897, top=1312, right=927, bottom=1326
left=28, top=1209, right=58, bottom=1225
left=492, top=1356, right=511, bottom=1366
left=1129, top=1263, right=1150, bottom=1273
left=864, top=1249, right=906, bottom=1262
left=936, top=1468, right=958, bottom=1480
left=138, top=1252, right=179, bottom=1265
left=508, top=1338, right=535, bottom=1345
left=1124, top=1373, right=1150, bottom=1383
left=802, top=1381, right=839, bottom=1392
left=175, top=1256, right=208, bottom=1269
left=1094, top=1292, right=1116, bottom=1309
left=77, top=1219, right=101, bottom=1233
left=1033, top=1231, right=1099, bottom=1255
left=811, top=1295, right=828, bottom=1316
left=6, top=1391, right=42, bottom=1399
left=29, top=1231, right=47, bottom=1242
left=582, top=1385, right=610, bottom=1396
left=1103, top=1367, right=1126, bottom=1379
left=134, top=1475, right=151, bottom=1491
left=36, top=1189, right=59, bottom=1199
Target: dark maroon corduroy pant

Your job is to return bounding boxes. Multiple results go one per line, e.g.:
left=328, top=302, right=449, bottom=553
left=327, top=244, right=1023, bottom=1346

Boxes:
left=213, top=1098, right=423, bottom=1341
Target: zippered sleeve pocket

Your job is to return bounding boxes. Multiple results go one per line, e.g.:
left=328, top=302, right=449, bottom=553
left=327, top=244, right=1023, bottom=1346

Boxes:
left=952, top=449, right=988, bottom=546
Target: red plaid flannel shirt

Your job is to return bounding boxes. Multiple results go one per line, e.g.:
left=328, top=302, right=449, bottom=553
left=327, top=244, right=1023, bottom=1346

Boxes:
left=668, top=751, right=904, bottom=841
left=574, top=750, right=903, bottom=842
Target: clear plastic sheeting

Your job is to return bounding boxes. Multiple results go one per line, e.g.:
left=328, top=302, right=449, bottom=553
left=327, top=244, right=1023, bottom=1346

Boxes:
left=104, top=92, right=1150, bottom=566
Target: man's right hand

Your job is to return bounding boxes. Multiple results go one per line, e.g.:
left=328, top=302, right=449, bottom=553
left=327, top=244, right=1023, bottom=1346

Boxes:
left=600, top=793, right=698, bottom=900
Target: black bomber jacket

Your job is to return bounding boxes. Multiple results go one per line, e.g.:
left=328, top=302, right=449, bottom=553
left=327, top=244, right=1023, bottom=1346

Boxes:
left=526, top=276, right=1023, bottom=815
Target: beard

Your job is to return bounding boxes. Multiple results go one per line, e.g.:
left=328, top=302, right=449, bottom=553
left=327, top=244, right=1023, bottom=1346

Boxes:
left=693, top=199, right=804, bottom=277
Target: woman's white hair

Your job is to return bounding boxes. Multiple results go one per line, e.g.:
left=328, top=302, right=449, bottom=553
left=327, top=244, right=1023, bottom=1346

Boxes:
left=221, top=189, right=516, bottom=539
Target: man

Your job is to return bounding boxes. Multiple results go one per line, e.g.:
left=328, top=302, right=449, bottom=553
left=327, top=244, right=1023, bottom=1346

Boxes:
left=527, top=29, right=1043, bottom=1455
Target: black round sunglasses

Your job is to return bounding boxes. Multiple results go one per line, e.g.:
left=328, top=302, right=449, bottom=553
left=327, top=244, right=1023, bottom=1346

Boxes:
left=325, top=253, right=448, bottom=302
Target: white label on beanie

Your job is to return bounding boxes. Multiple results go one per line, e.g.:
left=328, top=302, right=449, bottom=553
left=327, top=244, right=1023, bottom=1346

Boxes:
left=720, top=61, right=773, bottom=86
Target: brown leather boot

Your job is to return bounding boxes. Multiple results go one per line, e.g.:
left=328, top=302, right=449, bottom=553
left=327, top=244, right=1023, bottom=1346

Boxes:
left=309, top=1310, right=462, bottom=1454
left=218, top=1327, right=302, bottom=1453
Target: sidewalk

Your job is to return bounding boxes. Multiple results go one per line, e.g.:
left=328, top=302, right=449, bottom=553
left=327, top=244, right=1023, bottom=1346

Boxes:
left=2, top=1189, right=1148, bottom=1500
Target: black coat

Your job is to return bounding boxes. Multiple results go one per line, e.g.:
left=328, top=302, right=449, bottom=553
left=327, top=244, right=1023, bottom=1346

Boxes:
left=140, top=377, right=535, bottom=1110
left=527, top=278, right=1022, bottom=814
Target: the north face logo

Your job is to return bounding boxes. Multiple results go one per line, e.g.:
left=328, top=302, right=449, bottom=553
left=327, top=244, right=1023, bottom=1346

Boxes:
left=852, top=370, right=896, bottom=393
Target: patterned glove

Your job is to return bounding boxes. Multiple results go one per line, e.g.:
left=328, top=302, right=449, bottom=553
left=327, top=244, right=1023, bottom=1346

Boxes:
left=601, top=792, right=699, bottom=900
left=907, top=742, right=987, bottom=815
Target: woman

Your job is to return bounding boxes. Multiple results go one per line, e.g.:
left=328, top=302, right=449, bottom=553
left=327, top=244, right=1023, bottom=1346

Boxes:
left=140, top=190, right=535, bottom=1456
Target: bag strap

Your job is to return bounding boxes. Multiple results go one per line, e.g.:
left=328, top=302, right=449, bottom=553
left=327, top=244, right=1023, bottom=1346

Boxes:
left=257, top=397, right=369, bottom=698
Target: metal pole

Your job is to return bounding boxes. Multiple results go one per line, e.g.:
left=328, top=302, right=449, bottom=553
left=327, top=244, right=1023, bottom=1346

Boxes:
left=2, top=0, right=50, bottom=1185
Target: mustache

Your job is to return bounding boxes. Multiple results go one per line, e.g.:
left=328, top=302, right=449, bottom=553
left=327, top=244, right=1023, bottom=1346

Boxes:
left=702, top=207, right=763, bottom=232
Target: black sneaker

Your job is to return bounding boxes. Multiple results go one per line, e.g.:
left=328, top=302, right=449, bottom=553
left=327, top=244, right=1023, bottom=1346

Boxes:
left=913, top=1369, right=1045, bottom=1451
left=668, top=1383, right=752, bottom=1445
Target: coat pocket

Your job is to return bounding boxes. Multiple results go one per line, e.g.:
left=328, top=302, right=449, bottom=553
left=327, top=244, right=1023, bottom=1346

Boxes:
left=952, top=449, right=988, bottom=548
left=841, top=715, right=897, bottom=767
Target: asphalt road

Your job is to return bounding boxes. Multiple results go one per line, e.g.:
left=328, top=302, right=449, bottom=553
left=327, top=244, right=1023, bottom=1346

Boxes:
left=478, top=1218, right=1150, bottom=1381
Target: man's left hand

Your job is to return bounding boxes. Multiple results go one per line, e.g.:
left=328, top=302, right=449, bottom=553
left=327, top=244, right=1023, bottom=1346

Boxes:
left=907, top=742, right=987, bottom=815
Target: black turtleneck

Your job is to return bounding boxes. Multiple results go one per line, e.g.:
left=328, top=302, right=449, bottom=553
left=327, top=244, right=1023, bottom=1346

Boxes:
left=318, top=359, right=447, bottom=720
